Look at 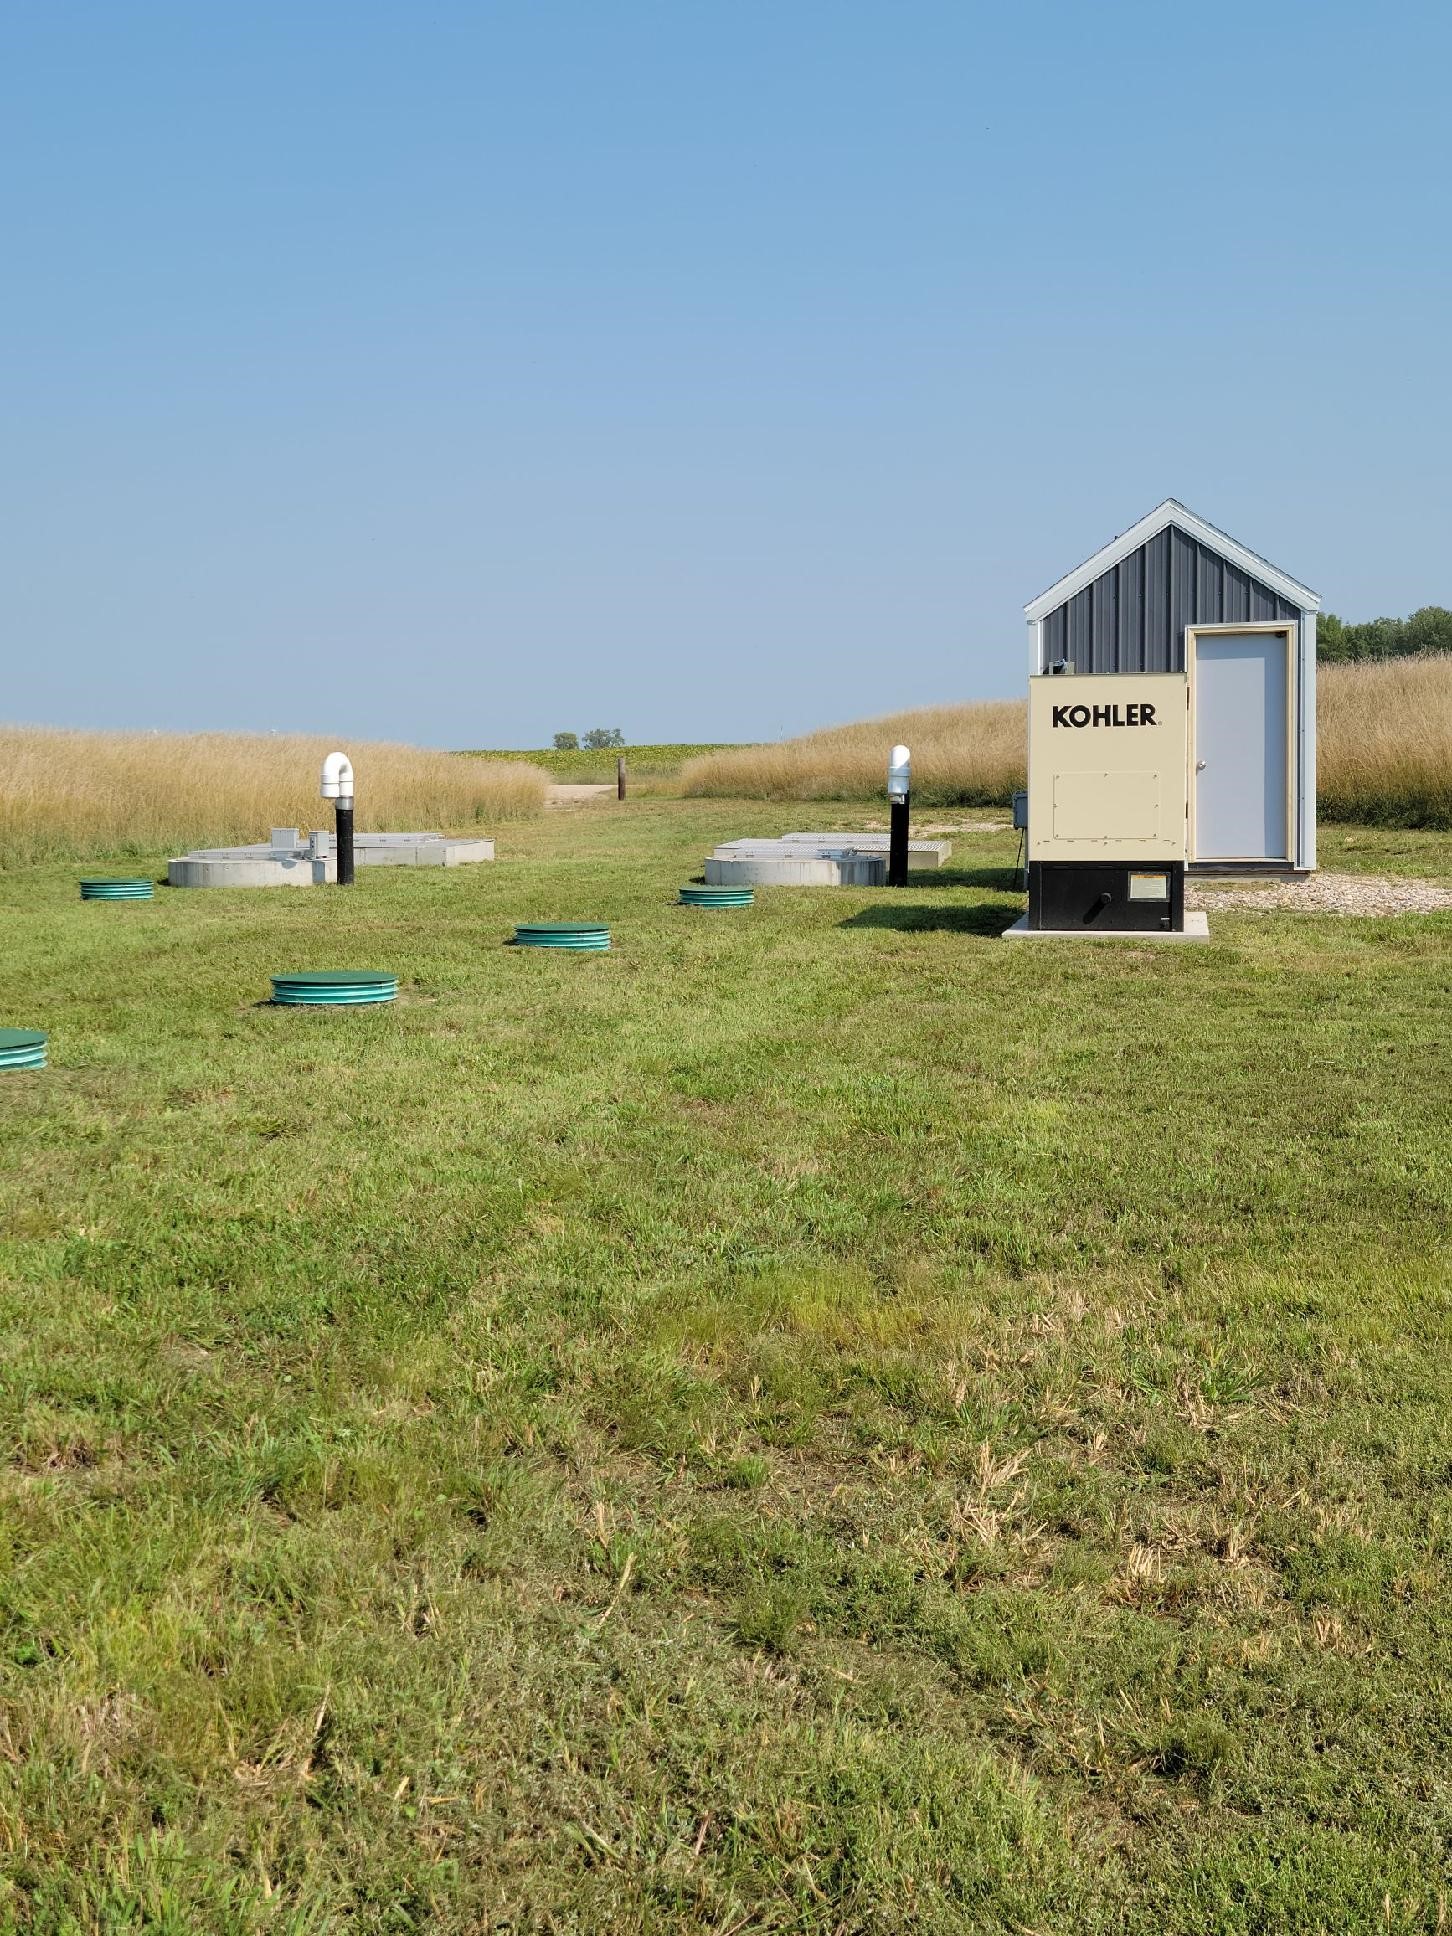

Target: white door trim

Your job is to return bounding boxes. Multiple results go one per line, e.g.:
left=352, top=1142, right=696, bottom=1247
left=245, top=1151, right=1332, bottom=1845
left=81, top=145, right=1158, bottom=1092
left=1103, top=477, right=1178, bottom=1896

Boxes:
left=1186, top=623, right=1297, bottom=863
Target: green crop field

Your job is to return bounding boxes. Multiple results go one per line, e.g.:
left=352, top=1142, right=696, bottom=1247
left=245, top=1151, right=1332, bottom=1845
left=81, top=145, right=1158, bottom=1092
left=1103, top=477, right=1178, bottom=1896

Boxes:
left=2, top=801, right=1450, bottom=1932
left=460, top=743, right=741, bottom=784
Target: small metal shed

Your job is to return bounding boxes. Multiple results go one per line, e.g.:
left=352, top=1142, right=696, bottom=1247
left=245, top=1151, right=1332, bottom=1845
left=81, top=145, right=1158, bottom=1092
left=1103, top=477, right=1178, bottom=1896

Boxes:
left=1024, top=500, right=1320, bottom=871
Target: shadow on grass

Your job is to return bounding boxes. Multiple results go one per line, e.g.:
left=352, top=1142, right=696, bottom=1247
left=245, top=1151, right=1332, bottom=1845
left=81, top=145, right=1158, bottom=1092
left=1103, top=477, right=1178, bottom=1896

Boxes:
left=840, top=898, right=1021, bottom=937
left=916, top=867, right=1023, bottom=891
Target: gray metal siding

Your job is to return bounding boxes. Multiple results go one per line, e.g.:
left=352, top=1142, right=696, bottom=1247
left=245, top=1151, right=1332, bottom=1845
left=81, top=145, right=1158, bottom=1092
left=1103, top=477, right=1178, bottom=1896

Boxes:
left=1039, top=522, right=1302, bottom=672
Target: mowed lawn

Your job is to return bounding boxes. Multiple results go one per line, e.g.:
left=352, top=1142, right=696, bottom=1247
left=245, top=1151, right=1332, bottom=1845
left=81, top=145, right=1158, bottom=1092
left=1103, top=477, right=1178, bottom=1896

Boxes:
left=1, top=801, right=1450, bottom=1934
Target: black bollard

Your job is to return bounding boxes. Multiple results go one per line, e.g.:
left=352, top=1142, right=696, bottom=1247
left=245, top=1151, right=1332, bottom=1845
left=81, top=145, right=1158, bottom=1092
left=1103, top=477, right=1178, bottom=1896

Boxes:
left=335, top=799, right=355, bottom=886
left=888, top=793, right=910, bottom=888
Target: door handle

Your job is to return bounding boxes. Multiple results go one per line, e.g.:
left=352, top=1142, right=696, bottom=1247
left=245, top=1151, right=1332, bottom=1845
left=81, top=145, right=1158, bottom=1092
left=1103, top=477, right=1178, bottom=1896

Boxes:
left=1195, top=760, right=1207, bottom=771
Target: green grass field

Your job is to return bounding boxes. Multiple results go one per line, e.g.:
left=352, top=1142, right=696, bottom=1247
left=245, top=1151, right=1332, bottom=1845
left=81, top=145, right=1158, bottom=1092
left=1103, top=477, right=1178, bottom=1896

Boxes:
left=2, top=802, right=1450, bottom=1932
left=459, top=743, right=739, bottom=784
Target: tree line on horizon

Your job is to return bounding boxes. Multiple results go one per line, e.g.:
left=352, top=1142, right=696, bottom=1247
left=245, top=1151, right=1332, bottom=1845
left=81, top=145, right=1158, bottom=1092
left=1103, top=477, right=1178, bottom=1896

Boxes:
left=552, top=728, right=626, bottom=751
left=1317, top=606, right=1451, bottom=662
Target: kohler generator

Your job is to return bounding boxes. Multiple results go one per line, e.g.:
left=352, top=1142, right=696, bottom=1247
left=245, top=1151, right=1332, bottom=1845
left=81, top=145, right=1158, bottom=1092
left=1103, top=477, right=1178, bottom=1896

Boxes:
left=1025, top=671, right=1189, bottom=933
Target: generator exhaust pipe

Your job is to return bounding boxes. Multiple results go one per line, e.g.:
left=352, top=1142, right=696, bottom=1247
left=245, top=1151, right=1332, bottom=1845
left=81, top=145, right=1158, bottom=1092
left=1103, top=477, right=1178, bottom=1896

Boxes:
left=887, top=744, right=911, bottom=887
left=320, top=751, right=355, bottom=886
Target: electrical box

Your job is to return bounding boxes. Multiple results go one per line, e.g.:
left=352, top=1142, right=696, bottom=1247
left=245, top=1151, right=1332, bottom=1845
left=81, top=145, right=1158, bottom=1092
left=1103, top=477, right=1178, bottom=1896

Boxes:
left=1025, top=672, right=1190, bottom=931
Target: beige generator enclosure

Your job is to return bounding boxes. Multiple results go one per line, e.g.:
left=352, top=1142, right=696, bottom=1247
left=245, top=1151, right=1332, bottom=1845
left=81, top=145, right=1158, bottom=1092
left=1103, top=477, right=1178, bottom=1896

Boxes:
left=1028, top=673, right=1187, bottom=862
left=1019, top=671, right=1192, bottom=932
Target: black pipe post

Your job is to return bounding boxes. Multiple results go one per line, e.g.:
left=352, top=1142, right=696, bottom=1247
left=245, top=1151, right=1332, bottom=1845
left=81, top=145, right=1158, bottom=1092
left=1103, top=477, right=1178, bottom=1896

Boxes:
left=617, top=755, right=626, bottom=802
left=888, top=792, right=910, bottom=888
left=335, top=799, right=355, bottom=886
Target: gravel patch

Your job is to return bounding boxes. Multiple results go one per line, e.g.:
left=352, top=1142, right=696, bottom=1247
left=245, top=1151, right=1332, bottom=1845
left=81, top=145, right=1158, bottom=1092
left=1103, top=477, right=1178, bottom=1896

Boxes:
left=1187, top=872, right=1452, bottom=916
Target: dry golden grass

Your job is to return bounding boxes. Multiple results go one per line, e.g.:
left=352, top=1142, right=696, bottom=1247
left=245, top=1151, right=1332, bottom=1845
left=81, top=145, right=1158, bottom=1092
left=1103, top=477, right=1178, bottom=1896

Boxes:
left=683, top=656, right=1452, bottom=826
left=681, top=699, right=1028, bottom=808
left=1316, top=654, right=1452, bottom=826
left=0, top=728, right=548, bottom=865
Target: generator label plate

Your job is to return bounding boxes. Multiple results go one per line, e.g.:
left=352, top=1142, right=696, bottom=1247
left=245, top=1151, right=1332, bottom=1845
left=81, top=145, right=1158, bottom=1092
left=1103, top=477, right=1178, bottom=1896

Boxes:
left=1128, top=871, right=1171, bottom=901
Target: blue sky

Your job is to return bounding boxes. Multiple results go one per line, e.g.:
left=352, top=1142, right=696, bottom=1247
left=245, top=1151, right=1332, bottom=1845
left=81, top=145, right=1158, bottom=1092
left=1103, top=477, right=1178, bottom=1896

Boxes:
left=3, top=2, right=1448, bottom=747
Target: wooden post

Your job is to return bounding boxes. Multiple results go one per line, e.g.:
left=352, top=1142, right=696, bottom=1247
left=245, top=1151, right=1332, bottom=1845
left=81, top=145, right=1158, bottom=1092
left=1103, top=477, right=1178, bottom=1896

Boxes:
left=617, top=756, right=626, bottom=801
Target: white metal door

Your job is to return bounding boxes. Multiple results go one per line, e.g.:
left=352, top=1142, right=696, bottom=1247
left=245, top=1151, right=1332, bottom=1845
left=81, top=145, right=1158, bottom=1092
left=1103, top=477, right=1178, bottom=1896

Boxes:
left=1192, top=631, right=1290, bottom=861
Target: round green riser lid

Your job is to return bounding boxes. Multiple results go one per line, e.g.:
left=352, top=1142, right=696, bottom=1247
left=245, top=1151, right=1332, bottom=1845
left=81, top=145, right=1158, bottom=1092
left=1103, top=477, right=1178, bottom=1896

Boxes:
left=271, top=971, right=397, bottom=1005
left=272, top=971, right=395, bottom=986
left=513, top=922, right=610, bottom=950
left=679, top=885, right=753, bottom=906
left=80, top=878, right=154, bottom=899
left=0, top=1028, right=48, bottom=1070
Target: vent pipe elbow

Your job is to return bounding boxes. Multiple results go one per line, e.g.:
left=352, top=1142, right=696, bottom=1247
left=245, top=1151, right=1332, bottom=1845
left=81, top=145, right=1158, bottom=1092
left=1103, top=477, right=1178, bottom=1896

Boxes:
left=887, top=743, right=911, bottom=804
left=320, top=751, right=354, bottom=803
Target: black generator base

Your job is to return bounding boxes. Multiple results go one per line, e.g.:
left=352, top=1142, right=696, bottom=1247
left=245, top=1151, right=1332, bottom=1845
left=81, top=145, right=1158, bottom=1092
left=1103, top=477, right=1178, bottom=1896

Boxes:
left=1027, top=861, right=1186, bottom=933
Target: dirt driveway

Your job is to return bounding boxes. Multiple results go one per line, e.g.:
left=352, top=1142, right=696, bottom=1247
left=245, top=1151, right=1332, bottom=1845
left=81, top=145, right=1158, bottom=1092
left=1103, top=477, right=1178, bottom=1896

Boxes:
left=545, top=783, right=615, bottom=806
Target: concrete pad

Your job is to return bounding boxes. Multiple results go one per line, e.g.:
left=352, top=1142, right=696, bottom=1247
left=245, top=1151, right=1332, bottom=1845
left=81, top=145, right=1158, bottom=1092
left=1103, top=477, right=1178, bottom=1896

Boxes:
left=347, top=833, right=495, bottom=865
left=705, top=853, right=886, bottom=887
left=168, top=831, right=495, bottom=886
left=437, top=839, right=495, bottom=866
left=710, top=843, right=874, bottom=858
left=776, top=832, right=953, bottom=867
left=350, top=838, right=495, bottom=867
left=1001, top=912, right=1211, bottom=943
left=167, top=853, right=330, bottom=888
left=712, top=837, right=950, bottom=869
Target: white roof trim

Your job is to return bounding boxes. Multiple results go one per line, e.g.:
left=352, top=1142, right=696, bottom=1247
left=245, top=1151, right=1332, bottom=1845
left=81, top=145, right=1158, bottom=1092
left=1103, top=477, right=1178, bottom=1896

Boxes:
left=1024, top=499, right=1320, bottom=620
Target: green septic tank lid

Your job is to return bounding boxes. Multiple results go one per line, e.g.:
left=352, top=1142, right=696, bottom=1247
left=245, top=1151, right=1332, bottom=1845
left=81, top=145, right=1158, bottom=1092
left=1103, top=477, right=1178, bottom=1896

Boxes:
left=80, top=878, right=155, bottom=900
left=79, top=877, right=152, bottom=887
left=512, top=921, right=611, bottom=950
left=271, top=970, right=395, bottom=987
left=0, top=1028, right=48, bottom=1070
left=270, top=970, right=397, bottom=1006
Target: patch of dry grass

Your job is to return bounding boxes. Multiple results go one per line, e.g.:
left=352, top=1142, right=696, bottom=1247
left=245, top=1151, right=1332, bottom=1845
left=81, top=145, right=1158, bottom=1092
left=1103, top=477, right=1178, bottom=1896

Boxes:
left=682, top=656, right=1452, bottom=826
left=1316, top=654, right=1452, bottom=827
left=681, top=700, right=1027, bottom=807
left=0, top=727, right=548, bottom=865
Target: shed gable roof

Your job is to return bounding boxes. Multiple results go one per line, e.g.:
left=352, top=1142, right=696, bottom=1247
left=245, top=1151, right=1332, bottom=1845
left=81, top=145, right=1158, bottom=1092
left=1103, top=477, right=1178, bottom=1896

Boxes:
left=1024, top=499, right=1320, bottom=621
